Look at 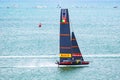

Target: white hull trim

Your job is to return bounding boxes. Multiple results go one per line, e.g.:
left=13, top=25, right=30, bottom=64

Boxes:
left=58, top=65, right=89, bottom=67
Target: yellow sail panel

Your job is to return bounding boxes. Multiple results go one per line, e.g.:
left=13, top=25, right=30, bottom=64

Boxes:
left=60, top=53, right=71, bottom=58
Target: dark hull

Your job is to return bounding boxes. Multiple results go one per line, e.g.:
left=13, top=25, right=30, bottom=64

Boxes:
left=57, top=61, right=89, bottom=65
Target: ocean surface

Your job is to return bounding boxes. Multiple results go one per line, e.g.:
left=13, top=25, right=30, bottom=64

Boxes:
left=0, top=0, right=120, bottom=80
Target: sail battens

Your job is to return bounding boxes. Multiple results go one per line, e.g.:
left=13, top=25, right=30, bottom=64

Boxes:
left=60, top=46, right=71, bottom=49
left=72, top=53, right=82, bottom=57
left=72, top=38, right=76, bottom=41
left=60, top=34, right=70, bottom=36
left=72, top=46, right=79, bottom=48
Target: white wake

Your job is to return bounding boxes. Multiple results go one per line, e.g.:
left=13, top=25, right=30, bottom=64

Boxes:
left=0, top=54, right=120, bottom=58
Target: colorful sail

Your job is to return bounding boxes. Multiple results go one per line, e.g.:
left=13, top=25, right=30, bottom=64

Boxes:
left=58, top=9, right=89, bottom=66
left=60, top=9, right=72, bottom=63
left=71, top=32, right=84, bottom=62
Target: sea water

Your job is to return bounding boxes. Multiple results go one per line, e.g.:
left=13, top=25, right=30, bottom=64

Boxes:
left=0, top=0, right=120, bottom=80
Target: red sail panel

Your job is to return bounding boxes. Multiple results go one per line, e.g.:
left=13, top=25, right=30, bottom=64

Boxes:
left=72, top=53, right=82, bottom=57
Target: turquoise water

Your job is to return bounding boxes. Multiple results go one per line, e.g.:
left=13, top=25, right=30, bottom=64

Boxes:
left=0, top=57, right=120, bottom=80
left=0, top=0, right=120, bottom=80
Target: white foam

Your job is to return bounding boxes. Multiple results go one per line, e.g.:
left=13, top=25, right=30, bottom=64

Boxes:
left=14, top=62, right=58, bottom=68
left=0, top=55, right=57, bottom=58
left=0, top=54, right=120, bottom=58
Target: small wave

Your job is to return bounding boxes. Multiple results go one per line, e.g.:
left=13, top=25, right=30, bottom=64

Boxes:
left=35, top=5, right=47, bottom=8
left=15, top=65, right=58, bottom=68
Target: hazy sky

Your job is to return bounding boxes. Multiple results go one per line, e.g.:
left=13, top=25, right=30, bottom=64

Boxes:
left=0, top=0, right=119, bottom=8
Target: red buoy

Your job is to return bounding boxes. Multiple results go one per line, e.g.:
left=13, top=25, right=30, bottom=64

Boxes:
left=39, top=23, right=42, bottom=27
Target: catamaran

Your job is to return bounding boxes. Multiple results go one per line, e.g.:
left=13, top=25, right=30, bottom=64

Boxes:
left=56, top=9, right=89, bottom=67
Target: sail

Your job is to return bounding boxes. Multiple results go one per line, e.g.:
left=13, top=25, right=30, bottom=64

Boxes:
left=59, top=9, right=72, bottom=62
left=71, top=32, right=84, bottom=61
left=58, top=8, right=89, bottom=66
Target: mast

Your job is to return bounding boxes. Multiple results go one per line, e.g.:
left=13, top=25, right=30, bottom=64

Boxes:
left=59, top=9, right=72, bottom=62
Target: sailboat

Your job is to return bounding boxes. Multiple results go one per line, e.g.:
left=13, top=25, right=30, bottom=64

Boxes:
left=56, top=9, right=89, bottom=67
